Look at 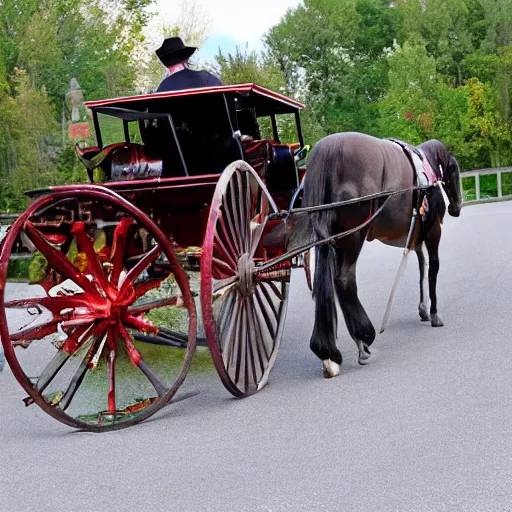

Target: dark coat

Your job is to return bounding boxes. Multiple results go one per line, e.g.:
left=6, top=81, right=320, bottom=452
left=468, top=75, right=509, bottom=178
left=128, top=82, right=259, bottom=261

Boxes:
left=156, top=68, right=222, bottom=92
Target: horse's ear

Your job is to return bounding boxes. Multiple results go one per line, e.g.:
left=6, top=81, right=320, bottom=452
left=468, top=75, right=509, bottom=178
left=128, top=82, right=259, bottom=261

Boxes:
left=449, top=155, right=460, bottom=173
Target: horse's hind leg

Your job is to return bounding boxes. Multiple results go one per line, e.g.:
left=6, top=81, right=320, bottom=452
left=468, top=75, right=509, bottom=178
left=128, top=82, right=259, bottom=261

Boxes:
left=425, top=219, right=444, bottom=327
left=310, top=244, right=342, bottom=378
left=334, top=232, right=376, bottom=366
left=415, top=244, right=430, bottom=321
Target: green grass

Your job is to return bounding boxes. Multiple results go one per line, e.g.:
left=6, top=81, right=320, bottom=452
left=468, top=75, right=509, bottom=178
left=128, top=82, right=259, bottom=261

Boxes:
left=146, top=305, right=189, bottom=333
left=6, top=257, right=33, bottom=281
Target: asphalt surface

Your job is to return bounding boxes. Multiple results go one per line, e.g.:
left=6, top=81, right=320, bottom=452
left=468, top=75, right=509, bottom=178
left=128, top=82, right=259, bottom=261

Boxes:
left=0, top=201, right=511, bottom=512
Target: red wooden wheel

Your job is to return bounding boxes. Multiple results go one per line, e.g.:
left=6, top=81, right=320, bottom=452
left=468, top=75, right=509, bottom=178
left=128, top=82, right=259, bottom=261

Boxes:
left=201, top=161, right=290, bottom=397
left=0, top=186, right=196, bottom=432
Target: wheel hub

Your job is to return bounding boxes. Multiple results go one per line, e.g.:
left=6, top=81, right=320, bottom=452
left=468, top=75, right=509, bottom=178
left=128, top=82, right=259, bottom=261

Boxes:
left=237, top=253, right=254, bottom=297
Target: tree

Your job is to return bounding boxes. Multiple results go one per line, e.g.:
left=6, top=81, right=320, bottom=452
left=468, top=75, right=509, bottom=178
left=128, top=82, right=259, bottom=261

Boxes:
left=377, top=42, right=439, bottom=143
left=0, top=0, right=156, bottom=210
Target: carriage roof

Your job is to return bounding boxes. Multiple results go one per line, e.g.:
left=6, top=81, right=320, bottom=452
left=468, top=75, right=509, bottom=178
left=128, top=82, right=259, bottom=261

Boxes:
left=84, top=83, right=305, bottom=117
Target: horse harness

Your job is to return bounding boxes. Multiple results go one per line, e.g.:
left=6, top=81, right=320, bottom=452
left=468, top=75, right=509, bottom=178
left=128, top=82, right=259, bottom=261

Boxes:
left=388, top=138, right=441, bottom=250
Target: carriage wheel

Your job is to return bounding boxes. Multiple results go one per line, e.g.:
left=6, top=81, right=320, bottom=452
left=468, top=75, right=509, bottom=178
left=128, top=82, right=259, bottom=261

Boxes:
left=201, top=161, right=290, bottom=397
left=0, top=187, right=196, bottom=432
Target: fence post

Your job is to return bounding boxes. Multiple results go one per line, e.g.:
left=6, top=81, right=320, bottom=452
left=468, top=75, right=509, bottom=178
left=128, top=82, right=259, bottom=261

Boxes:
left=475, top=174, right=480, bottom=202
left=497, top=171, right=502, bottom=198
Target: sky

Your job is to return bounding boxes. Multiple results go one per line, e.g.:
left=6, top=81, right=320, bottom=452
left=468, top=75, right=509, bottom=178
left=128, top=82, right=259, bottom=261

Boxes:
left=154, top=0, right=302, bottom=61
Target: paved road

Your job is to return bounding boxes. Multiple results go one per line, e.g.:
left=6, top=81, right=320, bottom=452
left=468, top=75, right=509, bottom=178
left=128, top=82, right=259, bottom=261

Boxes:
left=0, top=201, right=511, bottom=512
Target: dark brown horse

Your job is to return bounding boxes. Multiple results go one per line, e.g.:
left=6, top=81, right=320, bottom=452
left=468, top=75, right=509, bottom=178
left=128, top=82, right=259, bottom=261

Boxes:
left=297, top=132, right=462, bottom=377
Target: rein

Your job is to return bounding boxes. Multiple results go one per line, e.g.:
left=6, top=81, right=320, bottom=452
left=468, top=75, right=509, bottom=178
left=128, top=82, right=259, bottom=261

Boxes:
left=269, top=185, right=431, bottom=220
left=261, top=185, right=437, bottom=274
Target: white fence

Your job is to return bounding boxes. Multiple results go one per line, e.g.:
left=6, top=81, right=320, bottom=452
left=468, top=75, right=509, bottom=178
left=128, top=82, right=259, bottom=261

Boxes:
left=460, top=167, right=512, bottom=205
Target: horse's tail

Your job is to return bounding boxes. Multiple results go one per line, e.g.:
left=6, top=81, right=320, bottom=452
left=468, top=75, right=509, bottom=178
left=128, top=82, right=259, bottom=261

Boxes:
left=290, top=137, right=340, bottom=253
left=308, top=243, right=339, bottom=363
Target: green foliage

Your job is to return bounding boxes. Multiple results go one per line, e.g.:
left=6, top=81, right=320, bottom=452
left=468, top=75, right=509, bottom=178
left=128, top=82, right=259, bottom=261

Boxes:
left=216, top=46, right=285, bottom=92
left=0, top=0, right=155, bottom=211
left=259, top=0, right=512, bottom=170
left=214, top=45, right=326, bottom=145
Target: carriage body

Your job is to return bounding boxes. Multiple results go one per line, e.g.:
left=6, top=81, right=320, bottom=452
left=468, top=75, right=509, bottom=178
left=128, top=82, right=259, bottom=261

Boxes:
left=47, top=84, right=307, bottom=254
left=0, top=84, right=308, bottom=431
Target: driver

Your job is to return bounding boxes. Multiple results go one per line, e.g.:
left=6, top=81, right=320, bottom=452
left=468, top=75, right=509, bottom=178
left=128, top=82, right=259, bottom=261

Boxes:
left=155, top=37, right=222, bottom=92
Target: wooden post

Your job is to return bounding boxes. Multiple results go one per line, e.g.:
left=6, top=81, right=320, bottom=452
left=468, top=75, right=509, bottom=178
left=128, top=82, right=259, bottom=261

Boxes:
left=497, top=171, right=502, bottom=198
left=475, top=174, right=480, bottom=202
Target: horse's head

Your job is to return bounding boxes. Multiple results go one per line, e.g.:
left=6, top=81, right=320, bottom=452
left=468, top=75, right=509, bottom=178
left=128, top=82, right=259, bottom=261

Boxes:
left=442, top=154, right=462, bottom=217
left=419, top=140, right=463, bottom=217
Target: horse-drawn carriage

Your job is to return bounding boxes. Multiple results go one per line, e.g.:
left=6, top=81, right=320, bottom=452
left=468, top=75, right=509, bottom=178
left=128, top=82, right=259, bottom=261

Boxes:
left=0, top=83, right=462, bottom=433
left=0, top=84, right=311, bottom=431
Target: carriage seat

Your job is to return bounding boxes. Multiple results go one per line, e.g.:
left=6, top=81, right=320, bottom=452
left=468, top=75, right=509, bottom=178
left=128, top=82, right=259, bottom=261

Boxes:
left=243, top=138, right=299, bottom=194
left=75, top=142, right=163, bottom=182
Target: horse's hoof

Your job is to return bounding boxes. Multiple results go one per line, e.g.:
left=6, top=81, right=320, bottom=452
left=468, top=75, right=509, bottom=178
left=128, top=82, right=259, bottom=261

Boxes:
left=419, top=303, right=430, bottom=322
left=322, top=359, right=340, bottom=378
left=431, top=314, right=444, bottom=327
left=358, top=343, right=371, bottom=366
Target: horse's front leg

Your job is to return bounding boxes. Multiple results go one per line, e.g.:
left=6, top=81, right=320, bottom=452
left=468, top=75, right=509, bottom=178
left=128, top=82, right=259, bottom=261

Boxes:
left=425, top=219, right=444, bottom=327
left=415, top=245, right=430, bottom=321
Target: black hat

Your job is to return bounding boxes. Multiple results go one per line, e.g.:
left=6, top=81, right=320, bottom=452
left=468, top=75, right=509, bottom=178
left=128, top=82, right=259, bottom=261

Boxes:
left=155, top=37, right=197, bottom=67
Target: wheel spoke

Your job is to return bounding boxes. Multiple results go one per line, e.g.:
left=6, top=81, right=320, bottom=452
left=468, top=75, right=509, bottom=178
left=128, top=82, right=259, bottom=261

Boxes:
left=220, top=292, right=241, bottom=366
left=118, top=245, right=162, bottom=298
left=59, top=329, right=106, bottom=411
left=60, top=314, right=98, bottom=330
left=251, top=298, right=272, bottom=362
left=265, top=280, right=284, bottom=302
left=235, top=173, right=250, bottom=253
left=11, top=319, right=60, bottom=346
left=6, top=296, right=91, bottom=316
left=253, top=286, right=276, bottom=339
left=212, top=257, right=236, bottom=277
left=234, top=300, right=247, bottom=388
left=213, top=276, right=238, bottom=295
left=138, top=360, right=168, bottom=397
left=244, top=298, right=260, bottom=389
left=249, top=220, right=267, bottom=258
left=109, top=217, right=133, bottom=288
left=241, top=172, right=251, bottom=251
left=128, top=296, right=182, bottom=316
left=24, top=221, right=101, bottom=300
left=133, top=277, right=167, bottom=299
left=258, top=282, right=280, bottom=321
left=213, top=228, right=237, bottom=269
left=227, top=179, right=244, bottom=253
left=246, top=299, right=266, bottom=379
left=217, top=212, right=240, bottom=259
left=117, top=322, right=168, bottom=396
left=34, top=325, right=91, bottom=393
left=71, top=222, right=111, bottom=295
left=124, top=314, right=158, bottom=335
left=229, top=173, right=247, bottom=254
left=217, top=289, right=236, bottom=342
left=106, top=326, right=117, bottom=413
